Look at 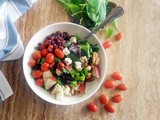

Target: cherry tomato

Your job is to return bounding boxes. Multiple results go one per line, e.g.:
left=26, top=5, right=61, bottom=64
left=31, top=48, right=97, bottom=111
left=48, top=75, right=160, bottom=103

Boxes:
left=55, top=48, right=64, bottom=59
left=116, top=83, right=128, bottom=91
left=112, top=94, right=123, bottom=103
left=103, top=41, right=112, bottom=49
left=48, top=45, right=54, bottom=50
left=65, top=65, right=72, bottom=70
left=104, top=80, right=115, bottom=89
left=51, top=77, right=57, bottom=82
left=112, top=72, right=123, bottom=80
left=46, top=53, right=55, bottom=64
left=100, top=94, right=109, bottom=105
left=28, top=59, right=36, bottom=67
left=57, top=62, right=65, bottom=71
left=41, top=62, right=50, bottom=72
left=88, top=102, right=98, bottom=112
left=35, top=78, right=44, bottom=86
left=32, top=50, right=42, bottom=60
left=104, top=104, right=115, bottom=113
left=115, top=32, right=123, bottom=41
left=78, top=82, right=86, bottom=94
left=50, top=62, right=55, bottom=68
left=32, top=70, right=42, bottom=78
left=41, top=49, right=48, bottom=56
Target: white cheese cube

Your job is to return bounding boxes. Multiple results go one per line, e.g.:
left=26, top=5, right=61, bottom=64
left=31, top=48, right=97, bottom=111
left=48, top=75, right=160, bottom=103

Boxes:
left=86, top=66, right=91, bottom=71
left=44, top=78, right=56, bottom=90
left=56, top=69, right=62, bottom=76
left=75, top=61, right=82, bottom=70
left=64, top=58, right=72, bottom=65
left=80, top=56, right=87, bottom=63
left=51, top=84, right=62, bottom=95
left=70, top=37, right=77, bottom=44
left=64, top=85, right=71, bottom=96
left=55, top=88, right=64, bottom=101
left=63, top=47, right=70, bottom=56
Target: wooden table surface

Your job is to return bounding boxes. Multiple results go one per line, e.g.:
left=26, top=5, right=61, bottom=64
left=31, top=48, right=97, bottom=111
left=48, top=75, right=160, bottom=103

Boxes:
left=0, top=0, right=160, bottom=120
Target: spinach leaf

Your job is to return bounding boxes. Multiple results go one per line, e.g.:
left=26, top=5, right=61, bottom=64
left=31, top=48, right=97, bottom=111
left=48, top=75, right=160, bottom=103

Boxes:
left=105, top=28, right=113, bottom=38
left=80, top=42, right=91, bottom=58
left=68, top=52, right=80, bottom=62
left=91, top=44, right=99, bottom=52
left=86, top=0, right=106, bottom=24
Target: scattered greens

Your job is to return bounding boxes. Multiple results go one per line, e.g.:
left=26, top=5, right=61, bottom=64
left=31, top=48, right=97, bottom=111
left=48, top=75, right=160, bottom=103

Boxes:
left=58, top=0, right=118, bottom=30
left=105, top=28, right=113, bottom=38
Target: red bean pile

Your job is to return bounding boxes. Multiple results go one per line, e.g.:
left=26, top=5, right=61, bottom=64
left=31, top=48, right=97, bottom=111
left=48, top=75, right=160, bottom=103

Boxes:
left=38, top=31, right=70, bottom=51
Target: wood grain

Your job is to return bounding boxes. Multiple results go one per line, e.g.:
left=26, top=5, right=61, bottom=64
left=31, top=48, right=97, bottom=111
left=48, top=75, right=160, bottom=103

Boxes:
left=0, top=0, right=160, bottom=120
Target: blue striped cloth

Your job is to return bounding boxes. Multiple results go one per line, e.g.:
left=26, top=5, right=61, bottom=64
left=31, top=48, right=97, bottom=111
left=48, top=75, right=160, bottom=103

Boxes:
left=0, top=0, right=37, bottom=61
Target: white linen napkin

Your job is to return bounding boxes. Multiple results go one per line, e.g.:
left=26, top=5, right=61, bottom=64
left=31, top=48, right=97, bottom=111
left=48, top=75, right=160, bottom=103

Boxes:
left=0, top=0, right=37, bottom=102
left=0, top=0, right=37, bottom=61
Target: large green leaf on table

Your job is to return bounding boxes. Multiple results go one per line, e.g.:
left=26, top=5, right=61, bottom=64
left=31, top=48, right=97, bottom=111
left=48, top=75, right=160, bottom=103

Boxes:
left=86, top=0, right=106, bottom=24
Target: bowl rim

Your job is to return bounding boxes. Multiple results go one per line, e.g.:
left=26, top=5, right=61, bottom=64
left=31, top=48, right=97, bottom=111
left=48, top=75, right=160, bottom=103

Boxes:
left=23, top=22, right=107, bottom=105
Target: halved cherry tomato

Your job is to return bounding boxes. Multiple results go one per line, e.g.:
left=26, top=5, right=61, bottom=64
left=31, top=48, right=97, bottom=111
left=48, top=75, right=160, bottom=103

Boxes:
left=78, top=82, right=86, bottom=94
left=115, top=32, right=123, bottom=41
left=50, top=62, right=55, bottom=68
left=65, top=65, right=72, bottom=70
left=28, top=59, right=36, bottom=67
left=55, top=48, right=64, bottom=59
left=104, top=104, right=115, bottom=113
left=46, top=53, right=55, bottom=64
left=112, top=94, right=123, bottom=103
left=41, top=62, right=49, bottom=72
left=41, top=49, right=48, bottom=56
left=35, top=78, right=44, bottom=86
left=57, top=62, right=65, bottom=71
left=88, top=102, right=98, bottom=112
left=112, top=72, right=123, bottom=80
left=48, top=45, right=54, bottom=50
left=32, top=70, right=42, bottom=78
left=100, top=94, right=109, bottom=105
left=51, top=77, right=57, bottom=82
left=104, top=80, right=115, bottom=89
left=116, top=83, right=128, bottom=91
left=32, top=50, right=42, bottom=60
left=103, top=41, right=112, bottom=49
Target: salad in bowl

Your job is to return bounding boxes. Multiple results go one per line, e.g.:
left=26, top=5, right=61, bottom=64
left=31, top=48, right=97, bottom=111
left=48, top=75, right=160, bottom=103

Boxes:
left=28, top=31, right=101, bottom=100
left=23, top=22, right=107, bottom=105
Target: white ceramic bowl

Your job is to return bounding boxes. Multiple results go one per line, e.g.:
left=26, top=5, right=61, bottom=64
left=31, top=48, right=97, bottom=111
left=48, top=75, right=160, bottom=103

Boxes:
left=23, top=22, right=107, bottom=105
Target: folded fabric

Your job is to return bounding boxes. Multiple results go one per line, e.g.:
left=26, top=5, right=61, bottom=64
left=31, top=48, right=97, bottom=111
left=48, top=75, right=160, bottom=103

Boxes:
left=0, top=0, right=37, bottom=61
left=0, top=70, right=13, bottom=103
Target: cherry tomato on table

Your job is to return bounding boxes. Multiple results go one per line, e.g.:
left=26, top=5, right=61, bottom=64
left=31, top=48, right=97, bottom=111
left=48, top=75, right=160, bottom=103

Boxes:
left=115, top=32, right=123, bottom=41
left=32, top=50, right=42, bottom=60
left=112, top=94, right=123, bottom=103
left=112, top=72, right=123, bottom=80
left=55, top=48, right=64, bottom=59
left=116, top=83, right=128, bottom=91
left=28, top=59, right=36, bottom=67
left=46, top=53, right=55, bottom=64
left=100, top=94, right=109, bottom=105
left=35, top=78, right=44, bottom=86
left=103, top=41, right=112, bottom=49
left=104, top=80, right=115, bottom=89
left=104, top=104, right=115, bottom=113
left=32, top=70, right=42, bottom=78
left=88, top=102, right=98, bottom=112
left=41, top=62, right=50, bottom=72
